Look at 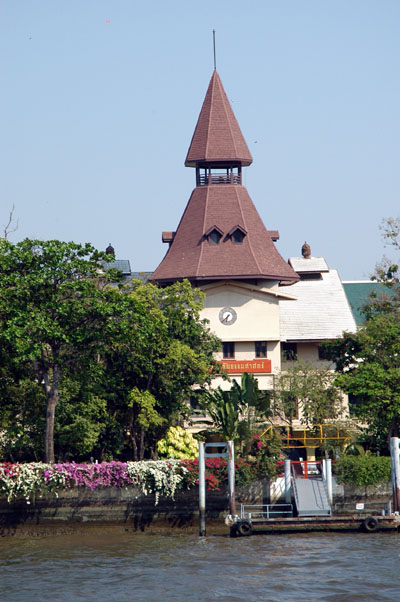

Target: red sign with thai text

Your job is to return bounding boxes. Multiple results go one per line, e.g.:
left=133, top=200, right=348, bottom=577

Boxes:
left=218, top=359, right=272, bottom=374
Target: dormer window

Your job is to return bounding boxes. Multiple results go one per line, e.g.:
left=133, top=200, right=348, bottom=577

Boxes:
left=204, top=225, right=223, bottom=245
left=227, top=225, right=247, bottom=244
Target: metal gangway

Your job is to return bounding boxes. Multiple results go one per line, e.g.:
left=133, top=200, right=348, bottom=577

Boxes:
left=291, top=460, right=332, bottom=517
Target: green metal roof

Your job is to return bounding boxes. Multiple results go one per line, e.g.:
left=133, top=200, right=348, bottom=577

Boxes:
left=102, top=259, right=131, bottom=275
left=342, top=281, right=396, bottom=325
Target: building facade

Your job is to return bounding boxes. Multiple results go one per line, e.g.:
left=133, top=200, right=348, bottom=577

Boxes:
left=151, top=70, right=356, bottom=394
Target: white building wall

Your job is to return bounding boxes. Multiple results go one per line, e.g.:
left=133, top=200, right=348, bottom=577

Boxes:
left=199, top=281, right=296, bottom=391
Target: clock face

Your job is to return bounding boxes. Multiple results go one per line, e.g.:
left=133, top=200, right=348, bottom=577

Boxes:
left=219, top=307, right=237, bottom=325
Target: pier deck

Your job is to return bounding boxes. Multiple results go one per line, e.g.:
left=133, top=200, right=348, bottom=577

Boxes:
left=228, top=514, right=400, bottom=536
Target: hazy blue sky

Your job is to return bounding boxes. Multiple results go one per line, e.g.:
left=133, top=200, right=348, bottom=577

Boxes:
left=1, top=1, right=399, bottom=280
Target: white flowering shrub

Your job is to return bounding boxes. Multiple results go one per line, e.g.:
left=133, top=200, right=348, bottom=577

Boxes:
left=157, top=426, right=198, bottom=459
left=0, top=462, right=67, bottom=504
left=126, top=460, right=188, bottom=504
left=0, top=460, right=189, bottom=506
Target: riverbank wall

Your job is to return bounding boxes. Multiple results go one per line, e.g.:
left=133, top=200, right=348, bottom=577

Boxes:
left=0, top=479, right=393, bottom=536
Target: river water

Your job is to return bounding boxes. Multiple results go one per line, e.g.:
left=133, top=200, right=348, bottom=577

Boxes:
left=1, top=527, right=399, bottom=601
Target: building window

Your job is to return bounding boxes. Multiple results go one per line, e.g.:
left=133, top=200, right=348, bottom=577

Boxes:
left=282, top=342, right=297, bottom=361
left=227, top=225, right=247, bottom=244
left=232, top=228, right=245, bottom=244
left=209, top=229, right=222, bottom=244
left=255, top=341, right=267, bottom=358
left=223, top=342, right=235, bottom=359
left=299, top=273, right=322, bottom=280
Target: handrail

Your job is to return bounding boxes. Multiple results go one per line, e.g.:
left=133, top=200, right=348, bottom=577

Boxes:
left=240, top=503, right=293, bottom=520
left=199, top=174, right=241, bottom=185
left=261, top=424, right=351, bottom=449
left=320, top=475, right=331, bottom=514
left=290, top=460, right=323, bottom=479
left=291, top=465, right=300, bottom=510
left=334, top=501, right=392, bottom=516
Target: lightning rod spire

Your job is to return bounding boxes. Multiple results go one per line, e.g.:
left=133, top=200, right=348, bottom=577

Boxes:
left=213, top=29, right=217, bottom=70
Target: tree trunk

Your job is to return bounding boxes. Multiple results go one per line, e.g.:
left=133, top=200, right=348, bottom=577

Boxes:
left=139, top=428, right=145, bottom=460
left=45, top=393, right=58, bottom=463
left=43, top=366, right=60, bottom=463
left=130, top=433, right=138, bottom=461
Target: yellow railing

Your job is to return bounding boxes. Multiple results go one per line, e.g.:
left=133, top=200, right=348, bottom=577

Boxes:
left=261, top=424, right=351, bottom=449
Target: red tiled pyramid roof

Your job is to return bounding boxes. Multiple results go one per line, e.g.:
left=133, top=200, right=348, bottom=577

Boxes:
left=150, top=185, right=299, bottom=284
left=185, top=70, right=253, bottom=167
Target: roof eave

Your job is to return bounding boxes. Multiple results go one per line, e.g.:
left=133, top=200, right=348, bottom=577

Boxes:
left=150, top=273, right=300, bottom=285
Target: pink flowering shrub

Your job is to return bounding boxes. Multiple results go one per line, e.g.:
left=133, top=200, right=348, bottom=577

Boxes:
left=0, top=451, right=284, bottom=504
left=42, top=462, right=133, bottom=490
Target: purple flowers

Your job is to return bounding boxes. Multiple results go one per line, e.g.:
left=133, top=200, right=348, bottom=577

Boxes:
left=42, top=462, right=133, bottom=490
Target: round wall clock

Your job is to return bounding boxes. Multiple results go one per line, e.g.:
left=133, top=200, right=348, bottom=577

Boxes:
left=219, top=307, right=237, bottom=325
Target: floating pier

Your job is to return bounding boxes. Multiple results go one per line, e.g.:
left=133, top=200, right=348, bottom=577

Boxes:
left=198, top=439, right=400, bottom=538
left=226, top=503, right=400, bottom=536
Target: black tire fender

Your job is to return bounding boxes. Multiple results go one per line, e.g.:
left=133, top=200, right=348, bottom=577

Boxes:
left=237, top=520, right=254, bottom=537
left=362, top=516, right=379, bottom=533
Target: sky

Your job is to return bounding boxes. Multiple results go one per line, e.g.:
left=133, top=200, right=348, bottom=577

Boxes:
left=1, top=1, right=399, bottom=280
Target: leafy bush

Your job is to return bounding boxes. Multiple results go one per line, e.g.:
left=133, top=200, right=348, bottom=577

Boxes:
left=181, top=457, right=268, bottom=491
left=244, top=432, right=284, bottom=481
left=334, top=455, right=391, bottom=487
left=157, top=426, right=198, bottom=459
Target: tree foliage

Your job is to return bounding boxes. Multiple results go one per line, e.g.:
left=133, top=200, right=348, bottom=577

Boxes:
left=375, top=217, right=400, bottom=285
left=202, top=373, right=271, bottom=441
left=365, top=216, right=400, bottom=319
left=271, top=361, right=344, bottom=425
left=100, top=280, right=221, bottom=460
left=321, top=218, right=400, bottom=450
left=322, top=313, right=400, bottom=447
left=0, top=239, right=220, bottom=462
left=0, top=238, right=117, bottom=462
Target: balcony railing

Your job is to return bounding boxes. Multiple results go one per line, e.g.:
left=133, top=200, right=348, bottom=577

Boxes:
left=198, top=173, right=241, bottom=186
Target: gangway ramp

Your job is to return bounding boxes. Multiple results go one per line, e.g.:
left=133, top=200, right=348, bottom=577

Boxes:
left=292, top=465, right=331, bottom=517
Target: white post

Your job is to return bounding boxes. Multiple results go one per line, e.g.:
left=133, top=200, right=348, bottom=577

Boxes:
left=326, top=458, right=333, bottom=505
left=227, top=441, right=237, bottom=516
left=322, top=458, right=327, bottom=482
left=284, top=459, right=291, bottom=504
left=390, top=437, right=400, bottom=513
left=198, top=442, right=206, bottom=536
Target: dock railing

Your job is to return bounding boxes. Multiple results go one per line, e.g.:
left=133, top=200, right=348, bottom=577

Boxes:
left=334, top=501, right=392, bottom=516
left=240, top=503, right=293, bottom=520
left=291, top=464, right=300, bottom=510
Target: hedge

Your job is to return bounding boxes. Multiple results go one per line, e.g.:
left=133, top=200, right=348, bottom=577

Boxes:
left=334, top=455, right=391, bottom=487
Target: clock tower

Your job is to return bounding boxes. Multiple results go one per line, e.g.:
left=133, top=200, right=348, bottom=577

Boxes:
left=150, top=70, right=298, bottom=390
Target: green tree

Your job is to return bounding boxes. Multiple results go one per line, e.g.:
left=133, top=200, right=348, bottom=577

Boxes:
left=0, top=343, right=45, bottom=461
left=322, top=313, right=400, bottom=448
left=365, top=217, right=400, bottom=318
left=0, top=240, right=220, bottom=462
left=0, top=238, right=119, bottom=462
left=375, top=217, right=400, bottom=285
left=271, top=361, right=344, bottom=425
left=100, top=280, right=221, bottom=460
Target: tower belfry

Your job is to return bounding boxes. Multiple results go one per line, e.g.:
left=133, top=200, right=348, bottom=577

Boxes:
left=150, top=71, right=298, bottom=286
left=185, top=70, right=253, bottom=189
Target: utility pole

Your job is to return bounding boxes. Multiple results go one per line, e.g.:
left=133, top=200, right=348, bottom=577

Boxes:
left=198, top=441, right=234, bottom=536
left=390, top=437, right=400, bottom=512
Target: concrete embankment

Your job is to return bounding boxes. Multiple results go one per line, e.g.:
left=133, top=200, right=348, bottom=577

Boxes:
left=0, top=479, right=393, bottom=536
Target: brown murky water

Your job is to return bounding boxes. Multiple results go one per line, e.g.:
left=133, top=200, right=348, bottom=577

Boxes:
left=0, top=527, right=399, bottom=601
